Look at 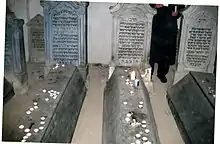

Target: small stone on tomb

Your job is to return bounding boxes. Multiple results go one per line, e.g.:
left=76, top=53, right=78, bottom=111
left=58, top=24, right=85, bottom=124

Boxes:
left=42, top=89, right=47, bottom=93
left=30, top=108, right=34, bottom=111
left=131, top=122, right=136, bottom=127
left=21, top=139, right=26, bottom=142
left=34, top=128, right=39, bottom=133
left=45, top=98, right=49, bottom=101
left=50, top=94, right=53, bottom=97
left=213, top=94, right=216, bottom=98
left=123, top=101, right=128, bottom=105
left=202, top=80, right=205, bottom=83
left=126, top=82, right=129, bottom=85
left=40, top=121, right=45, bottom=125
left=57, top=92, right=60, bottom=95
left=130, top=91, right=134, bottom=94
left=138, top=105, right=143, bottom=108
left=131, top=143, right=135, bottom=144
left=39, top=126, right=44, bottom=130
left=126, top=113, right=132, bottom=117
left=142, top=120, right=147, bottom=124
left=145, top=129, right=150, bottom=133
left=135, top=139, right=141, bottom=144
left=144, top=141, right=151, bottom=144
left=139, top=101, right=144, bottom=105
left=52, top=68, right=55, bottom=70
left=24, top=128, right=30, bottom=133
left=26, top=111, right=31, bottom=115
left=126, top=79, right=129, bottom=82
left=33, top=102, right=38, bottom=105
left=56, top=63, right=59, bottom=66
left=142, top=137, right=148, bottom=141
left=125, top=117, right=131, bottom=122
left=26, top=133, right=32, bottom=137
left=125, top=70, right=128, bottom=72
left=142, top=124, right=147, bottom=128
left=41, top=117, right=46, bottom=120
left=135, top=133, right=141, bottom=138
left=19, top=125, right=25, bottom=129
left=34, top=106, right=38, bottom=109
left=62, top=64, right=65, bottom=67
left=23, top=136, right=28, bottom=139
left=53, top=96, right=57, bottom=100
left=121, top=75, right=124, bottom=78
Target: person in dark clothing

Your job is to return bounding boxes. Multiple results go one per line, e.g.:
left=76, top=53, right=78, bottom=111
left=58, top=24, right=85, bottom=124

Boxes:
left=149, top=4, right=181, bottom=83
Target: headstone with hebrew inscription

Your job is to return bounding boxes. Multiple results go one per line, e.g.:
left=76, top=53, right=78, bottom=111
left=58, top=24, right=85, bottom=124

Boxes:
left=26, top=14, right=45, bottom=63
left=40, top=1, right=88, bottom=68
left=110, top=4, right=156, bottom=67
left=173, top=6, right=217, bottom=84
left=4, top=7, right=28, bottom=89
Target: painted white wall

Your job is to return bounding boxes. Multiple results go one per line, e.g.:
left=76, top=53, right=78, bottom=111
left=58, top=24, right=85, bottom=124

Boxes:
left=88, top=2, right=115, bottom=64
left=7, top=1, right=114, bottom=64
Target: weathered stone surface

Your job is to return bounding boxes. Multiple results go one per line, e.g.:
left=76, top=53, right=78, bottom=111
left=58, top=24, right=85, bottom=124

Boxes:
left=4, top=7, right=28, bottom=89
left=3, top=78, right=15, bottom=104
left=103, top=67, right=160, bottom=144
left=3, top=64, right=87, bottom=143
left=167, top=72, right=215, bottom=144
left=174, top=6, right=218, bottom=84
left=110, top=4, right=155, bottom=67
left=26, top=14, right=45, bottom=63
left=40, top=1, right=89, bottom=67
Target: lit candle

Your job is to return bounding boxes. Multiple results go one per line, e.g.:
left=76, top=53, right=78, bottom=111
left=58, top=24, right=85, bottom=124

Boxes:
left=131, top=71, right=136, bottom=80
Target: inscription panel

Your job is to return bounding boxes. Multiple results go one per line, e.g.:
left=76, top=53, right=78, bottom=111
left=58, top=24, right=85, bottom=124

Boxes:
left=118, top=18, right=145, bottom=65
left=185, top=27, right=212, bottom=68
left=52, top=9, right=79, bottom=64
left=31, top=29, right=44, bottom=52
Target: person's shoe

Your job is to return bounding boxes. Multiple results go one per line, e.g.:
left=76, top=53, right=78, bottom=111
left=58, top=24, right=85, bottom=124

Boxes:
left=157, top=75, right=167, bottom=83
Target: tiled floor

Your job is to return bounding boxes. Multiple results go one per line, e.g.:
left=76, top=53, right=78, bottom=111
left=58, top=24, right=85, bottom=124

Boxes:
left=72, top=65, right=184, bottom=144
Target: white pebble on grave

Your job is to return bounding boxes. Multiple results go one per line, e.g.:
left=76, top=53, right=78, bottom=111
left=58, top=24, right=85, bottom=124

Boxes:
left=33, top=102, right=38, bottom=106
left=42, top=89, right=47, bottom=93
left=41, top=117, right=46, bottom=121
left=34, top=128, right=39, bottom=133
left=24, top=128, right=30, bottom=133
left=123, top=101, right=128, bottom=105
left=30, top=108, right=34, bottom=111
left=125, top=117, right=131, bottom=122
left=40, top=121, right=45, bottom=125
left=26, top=111, right=31, bottom=115
left=135, top=133, right=141, bottom=138
left=138, top=105, right=143, bottom=108
left=19, top=125, right=24, bottom=129
left=39, top=126, right=44, bottom=130
left=26, top=133, right=32, bottom=137
left=145, top=129, right=150, bottom=134
left=34, top=106, right=38, bottom=109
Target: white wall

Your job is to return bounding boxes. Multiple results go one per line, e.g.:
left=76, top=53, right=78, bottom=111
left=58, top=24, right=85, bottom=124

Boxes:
left=88, top=2, right=114, bottom=64
left=7, top=1, right=114, bottom=65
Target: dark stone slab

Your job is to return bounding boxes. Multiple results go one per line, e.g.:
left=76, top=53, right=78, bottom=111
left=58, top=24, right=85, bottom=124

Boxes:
left=103, top=67, right=160, bottom=144
left=167, top=72, right=215, bottom=144
left=3, top=78, right=15, bottom=104
left=4, top=7, right=28, bottom=87
left=41, top=67, right=87, bottom=143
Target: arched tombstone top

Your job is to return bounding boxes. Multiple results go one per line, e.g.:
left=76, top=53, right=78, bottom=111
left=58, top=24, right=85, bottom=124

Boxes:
left=40, top=0, right=89, bottom=15
left=26, top=14, right=44, bottom=27
left=110, top=3, right=156, bottom=17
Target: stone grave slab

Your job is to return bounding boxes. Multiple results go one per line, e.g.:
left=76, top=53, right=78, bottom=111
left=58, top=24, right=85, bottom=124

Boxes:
left=103, top=67, right=160, bottom=144
left=4, top=8, right=28, bottom=90
left=3, top=64, right=87, bottom=143
left=167, top=72, right=215, bottom=144
left=26, top=14, right=45, bottom=63
left=110, top=4, right=155, bottom=67
left=173, top=6, right=218, bottom=84
left=40, top=1, right=88, bottom=67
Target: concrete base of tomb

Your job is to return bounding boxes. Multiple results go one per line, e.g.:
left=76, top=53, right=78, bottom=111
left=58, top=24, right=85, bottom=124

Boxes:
left=102, top=67, right=161, bottom=144
left=167, top=72, right=215, bottom=144
left=2, top=63, right=87, bottom=143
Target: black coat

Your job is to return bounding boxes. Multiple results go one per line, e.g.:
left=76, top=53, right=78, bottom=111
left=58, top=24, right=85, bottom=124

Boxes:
left=150, top=6, right=180, bottom=65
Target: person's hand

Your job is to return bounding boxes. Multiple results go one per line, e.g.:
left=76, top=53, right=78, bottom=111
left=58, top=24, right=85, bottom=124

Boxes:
left=172, top=11, right=178, bottom=16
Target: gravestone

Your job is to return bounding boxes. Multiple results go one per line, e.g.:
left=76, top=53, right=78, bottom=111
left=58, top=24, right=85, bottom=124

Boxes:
left=110, top=4, right=156, bottom=67
left=173, top=6, right=218, bottom=84
left=40, top=1, right=88, bottom=71
left=26, top=14, right=45, bottom=63
left=4, top=7, right=28, bottom=89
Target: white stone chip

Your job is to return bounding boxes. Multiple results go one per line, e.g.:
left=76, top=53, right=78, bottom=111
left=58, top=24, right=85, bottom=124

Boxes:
left=135, top=139, right=141, bottom=144
left=142, top=120, right=147, bottom=124
left=26, top=111, right=31, bottom=115
left=41, top=117, right=46, bottom=121
left=53, top=96, right=57, bottom=100
left=24, top=128, right=30, bottom=133
left=40, top=121, right=46, bottom=125
left=131, top=122, right=136, bottom=127
left=19, top=125, right=24, bottom=129
left=139, top=101, right=144, bottom=105
left=126, top=79, right=129, bottom=82
left=142, top=137, right=148, bottom=141
left=34, top=106, right=38, bottom=109
left=126, top=82, right=129, bottom=85
left=62, top=64, right=65, bottom=67
left=30, top=108, right=34, bottom=111
left=26, top=133, right=32, bottom=137
left=39, top=126, right=44, bottom=130
left=42, top=89, right=47, bottom=93
left=45, top=98, right=49, bottom=101
left=138, top=105, right=143, bottom=108
left=57, top=92, right=60, bottom=95
left=125, top=117, right=131, bottom=122
left=130, top=91, right=134, bottom=94
left=142, top=124, right=147, bottom=128
left=126, top=113, right=132, bottom=117
left=135, top=133, right=141, bottom=138
left=143, top=141, right=152, bottom=144
left=145, top=129, right=150, bottom=134
left=34, top=128, right=39, bottom=133
left=123, top=101, right=128, bottom=105
left=21, top=139, right=26, bottom=142
left=33, top=102, right=38, bottom=105
left=121, top=76, right=124, bottom=78
left=23, top=136, right=28, bottom=139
